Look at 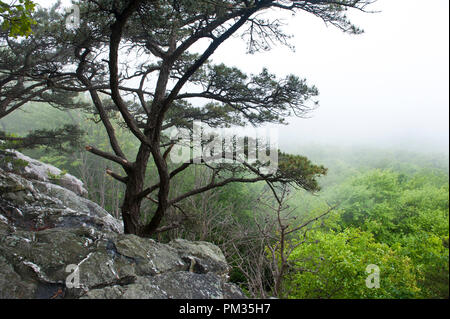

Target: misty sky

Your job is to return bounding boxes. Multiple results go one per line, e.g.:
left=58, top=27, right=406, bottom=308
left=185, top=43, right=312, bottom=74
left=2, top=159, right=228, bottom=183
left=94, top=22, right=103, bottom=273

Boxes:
left=38, top=0, right=449, bottom=152
left=209, top=0, right=449, bottom=152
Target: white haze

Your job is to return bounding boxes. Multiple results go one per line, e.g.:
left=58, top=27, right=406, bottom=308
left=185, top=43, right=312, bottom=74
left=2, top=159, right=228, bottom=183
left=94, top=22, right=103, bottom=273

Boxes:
left=209, top=0, right=449, bottom=153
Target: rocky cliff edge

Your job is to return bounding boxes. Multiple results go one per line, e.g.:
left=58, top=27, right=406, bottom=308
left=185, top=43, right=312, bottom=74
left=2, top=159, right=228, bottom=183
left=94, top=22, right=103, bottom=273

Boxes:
left=0, top=150, right=246, bottom=299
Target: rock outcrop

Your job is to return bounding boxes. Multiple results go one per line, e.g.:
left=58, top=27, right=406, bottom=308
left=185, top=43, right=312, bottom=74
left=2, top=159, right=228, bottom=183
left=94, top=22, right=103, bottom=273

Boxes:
left=0, top=150, right=246, bottom=299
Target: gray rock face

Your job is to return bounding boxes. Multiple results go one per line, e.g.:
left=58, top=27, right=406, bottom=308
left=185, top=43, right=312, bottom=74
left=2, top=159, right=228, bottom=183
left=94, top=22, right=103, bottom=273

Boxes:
left=0, top=151, right=246, bottom=299
left=0, top=164, right=123, bottom=234
left=1, top=150, right=88, bottom=197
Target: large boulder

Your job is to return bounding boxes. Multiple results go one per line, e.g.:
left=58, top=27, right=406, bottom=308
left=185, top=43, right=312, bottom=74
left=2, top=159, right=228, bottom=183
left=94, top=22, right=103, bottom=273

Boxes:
left=0, top=151, right=246, bottom=299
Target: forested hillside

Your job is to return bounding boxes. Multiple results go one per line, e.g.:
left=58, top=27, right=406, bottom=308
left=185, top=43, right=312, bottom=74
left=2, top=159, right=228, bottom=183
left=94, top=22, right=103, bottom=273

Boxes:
left=2, top=102, right=448, bottom=299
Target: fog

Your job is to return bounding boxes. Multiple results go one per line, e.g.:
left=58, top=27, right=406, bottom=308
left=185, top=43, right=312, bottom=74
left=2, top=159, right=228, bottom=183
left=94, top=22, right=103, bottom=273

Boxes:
left=209, top=0, right=449, bottom=153
left=38, top=0, right=449, bottom=153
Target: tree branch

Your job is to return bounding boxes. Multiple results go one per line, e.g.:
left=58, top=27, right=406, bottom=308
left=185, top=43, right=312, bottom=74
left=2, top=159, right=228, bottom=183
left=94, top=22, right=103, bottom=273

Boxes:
left=85, top=146, right=132, bottom=169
